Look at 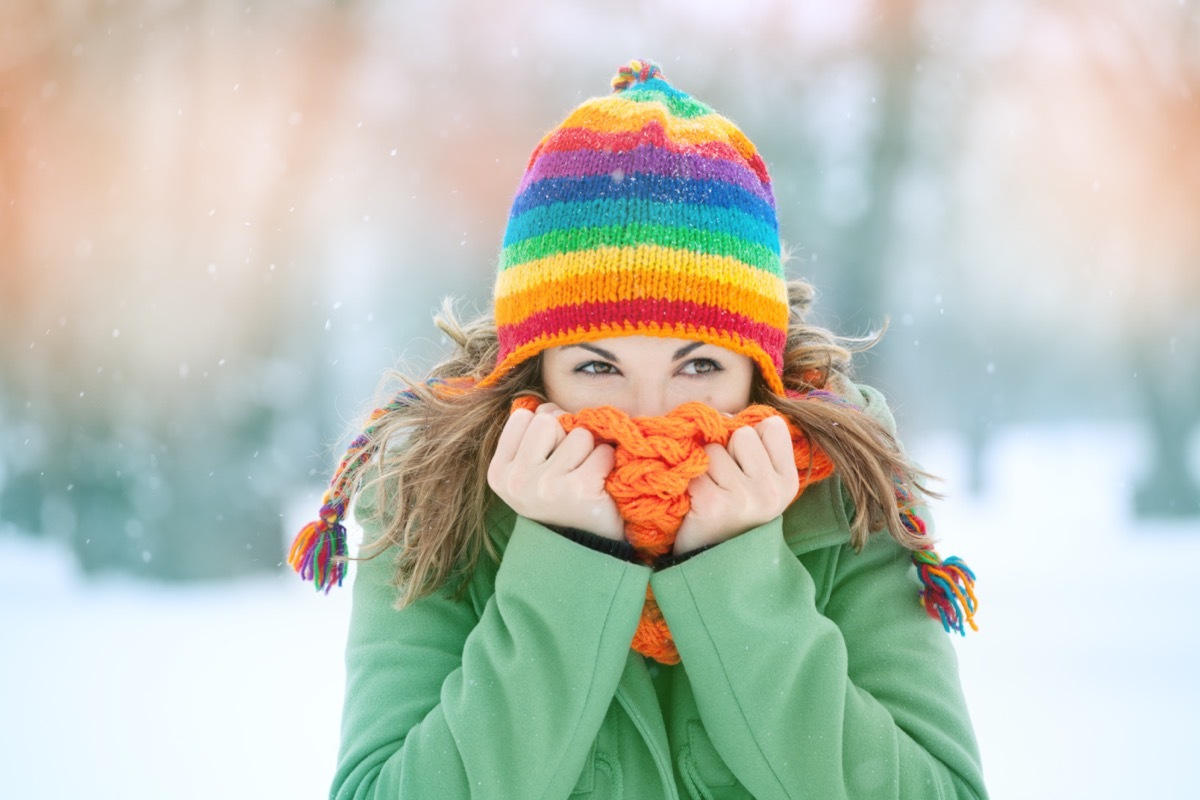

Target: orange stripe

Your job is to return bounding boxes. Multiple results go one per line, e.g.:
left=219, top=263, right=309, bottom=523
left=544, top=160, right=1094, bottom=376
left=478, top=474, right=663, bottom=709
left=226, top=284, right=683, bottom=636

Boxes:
left=495, top=265, right=787, bottom=332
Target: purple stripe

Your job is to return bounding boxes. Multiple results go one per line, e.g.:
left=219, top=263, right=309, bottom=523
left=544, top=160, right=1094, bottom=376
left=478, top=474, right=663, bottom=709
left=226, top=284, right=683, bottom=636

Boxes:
left=516, top=143, right=774, bottom=206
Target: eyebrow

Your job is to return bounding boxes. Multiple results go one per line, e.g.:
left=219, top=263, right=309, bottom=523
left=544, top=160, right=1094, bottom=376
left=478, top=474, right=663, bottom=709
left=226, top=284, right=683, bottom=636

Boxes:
left=568, top=341, right=705, bottom=362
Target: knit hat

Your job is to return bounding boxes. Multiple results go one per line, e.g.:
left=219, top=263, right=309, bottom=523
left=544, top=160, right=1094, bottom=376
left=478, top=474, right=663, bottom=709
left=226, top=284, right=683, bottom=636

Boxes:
left=480, top=59, right=790, bottom=395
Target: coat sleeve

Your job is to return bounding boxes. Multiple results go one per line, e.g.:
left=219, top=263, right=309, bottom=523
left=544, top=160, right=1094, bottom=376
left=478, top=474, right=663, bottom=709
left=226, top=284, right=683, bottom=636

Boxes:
left=330, top=514, right=651, bottom=800
left=649, top=495, right=987, bottom=800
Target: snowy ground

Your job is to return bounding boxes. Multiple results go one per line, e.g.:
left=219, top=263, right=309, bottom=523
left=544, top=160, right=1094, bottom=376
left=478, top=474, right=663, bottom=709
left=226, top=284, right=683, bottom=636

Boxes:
left=3, top=423, right=1199, bottom=799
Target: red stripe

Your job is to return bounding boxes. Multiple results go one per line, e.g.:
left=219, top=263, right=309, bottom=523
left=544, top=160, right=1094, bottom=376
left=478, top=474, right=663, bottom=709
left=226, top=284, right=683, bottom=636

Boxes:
left=497, top=298, right=786, bottom=369
left=527, top=121, right=772, bottom=187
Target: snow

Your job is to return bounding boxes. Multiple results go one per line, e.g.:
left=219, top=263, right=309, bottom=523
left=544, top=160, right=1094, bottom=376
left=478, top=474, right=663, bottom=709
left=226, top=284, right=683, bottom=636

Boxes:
left=914, top=423, right=1200, bottom=799
left=3, top=423, right=1198, bottom=799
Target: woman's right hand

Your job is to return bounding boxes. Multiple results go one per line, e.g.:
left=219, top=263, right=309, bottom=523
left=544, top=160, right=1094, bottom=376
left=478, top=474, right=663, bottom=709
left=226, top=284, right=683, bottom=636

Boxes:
left=487, top=404, right=626, bottom=541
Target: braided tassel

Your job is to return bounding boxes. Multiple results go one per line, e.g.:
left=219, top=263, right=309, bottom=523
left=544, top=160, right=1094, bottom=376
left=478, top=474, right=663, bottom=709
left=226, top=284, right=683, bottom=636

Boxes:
left=288, top=494, right=348, bottom=592
left=912, top=549, right=978, bottom=635
left=288, top=377, right=478, bottom=591
left=895, top=481, right=978, bottom=635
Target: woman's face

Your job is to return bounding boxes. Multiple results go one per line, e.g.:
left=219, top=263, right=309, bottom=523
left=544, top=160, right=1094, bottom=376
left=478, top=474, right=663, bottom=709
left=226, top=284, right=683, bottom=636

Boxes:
left=540, top=335, right=755, bottom=417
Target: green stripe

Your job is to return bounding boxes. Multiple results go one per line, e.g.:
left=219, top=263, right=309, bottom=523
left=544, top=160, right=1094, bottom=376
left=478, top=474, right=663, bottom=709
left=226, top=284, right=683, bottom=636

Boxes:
left=505, top=198, right=780, bottom=259
left=501, top=223, right=782, bottom=275
left=619, top=87, right=712, bottom=119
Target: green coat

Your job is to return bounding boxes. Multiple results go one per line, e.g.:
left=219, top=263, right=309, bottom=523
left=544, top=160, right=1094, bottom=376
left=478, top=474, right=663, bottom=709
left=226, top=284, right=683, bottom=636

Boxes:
left=331, top=388, right=987, bottom=799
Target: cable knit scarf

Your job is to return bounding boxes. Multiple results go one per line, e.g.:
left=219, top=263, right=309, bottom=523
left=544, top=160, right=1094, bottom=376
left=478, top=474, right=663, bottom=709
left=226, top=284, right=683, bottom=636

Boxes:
left=512, top=396, right=833, bottom=663
left=290, top=384, right=977, bottom=665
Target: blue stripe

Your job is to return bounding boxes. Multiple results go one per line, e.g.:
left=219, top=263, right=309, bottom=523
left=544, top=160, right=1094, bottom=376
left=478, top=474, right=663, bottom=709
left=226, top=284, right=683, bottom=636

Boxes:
left=503, top=197, right=780, bottom=255
left=626, top=76, right=688, bottom=100
left=509, top=173, right=777, bottom=229
left=619, top=81, right=712, bottom=116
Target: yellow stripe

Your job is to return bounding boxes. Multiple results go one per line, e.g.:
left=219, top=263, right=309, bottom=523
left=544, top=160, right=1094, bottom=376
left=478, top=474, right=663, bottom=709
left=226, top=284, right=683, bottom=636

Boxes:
left=495, top=244, right=785, bottom=306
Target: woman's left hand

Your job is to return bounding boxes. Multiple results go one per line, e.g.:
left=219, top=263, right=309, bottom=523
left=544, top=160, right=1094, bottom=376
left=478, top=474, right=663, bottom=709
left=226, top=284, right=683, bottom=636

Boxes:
left=672, top=415, right=800, bottom=555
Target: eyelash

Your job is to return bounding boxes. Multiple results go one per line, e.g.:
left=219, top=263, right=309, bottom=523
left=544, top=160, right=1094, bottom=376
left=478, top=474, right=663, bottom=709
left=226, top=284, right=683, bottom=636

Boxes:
left=574, top=359, right=723, bottom=376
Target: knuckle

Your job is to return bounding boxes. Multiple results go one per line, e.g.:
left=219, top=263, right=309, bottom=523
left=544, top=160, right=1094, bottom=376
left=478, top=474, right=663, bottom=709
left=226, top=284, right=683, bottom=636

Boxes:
left=507, top=408, right=533, bottom=429
left=509, top=471, right=533, bottom=497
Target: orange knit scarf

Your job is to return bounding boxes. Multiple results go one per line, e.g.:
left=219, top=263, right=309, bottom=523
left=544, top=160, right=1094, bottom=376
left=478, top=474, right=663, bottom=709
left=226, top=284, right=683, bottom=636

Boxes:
left=291, top=385, right=976, bottom=655
left=511, top=397, right=835, bottom=665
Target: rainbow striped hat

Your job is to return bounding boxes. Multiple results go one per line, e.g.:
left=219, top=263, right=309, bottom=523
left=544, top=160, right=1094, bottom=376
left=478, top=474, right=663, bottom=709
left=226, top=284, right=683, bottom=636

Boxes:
left=479, top=59, right=789, bottom=394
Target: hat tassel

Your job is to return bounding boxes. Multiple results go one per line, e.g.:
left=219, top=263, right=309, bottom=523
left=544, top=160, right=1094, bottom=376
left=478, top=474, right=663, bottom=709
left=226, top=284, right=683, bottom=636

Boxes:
left=288, top=496, right=347, bottom=593
left=912, top=549, right=977, bottom=635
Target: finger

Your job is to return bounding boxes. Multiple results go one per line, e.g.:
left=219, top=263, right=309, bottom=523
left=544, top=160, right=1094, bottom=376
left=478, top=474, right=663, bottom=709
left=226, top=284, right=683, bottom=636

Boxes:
left=686, top=472, right=720, bottom=510
left=686, top=470, right=718, bottom=500
left=577, top=441, right=615, bottom=480
left=756, top=416, right=796, bottom=476
left=535, top=401, right=564, bottom=416
left=727, top=425, right=772, bottom=479
left=513, top=411, right=567, bottom=465
left=544, top=426, right=597, bottom=473
left=702, top=442, right=742, bottom=490
left=492, top=408, right=535, bottom=466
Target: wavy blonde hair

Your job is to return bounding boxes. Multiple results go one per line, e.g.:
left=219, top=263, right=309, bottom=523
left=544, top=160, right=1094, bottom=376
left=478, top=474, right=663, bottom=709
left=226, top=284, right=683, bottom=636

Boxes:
left=355, top=279, right=931, bottom=606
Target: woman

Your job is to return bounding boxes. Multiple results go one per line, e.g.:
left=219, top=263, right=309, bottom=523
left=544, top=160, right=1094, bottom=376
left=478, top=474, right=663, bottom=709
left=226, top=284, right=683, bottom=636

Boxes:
left=293, top=59, right=986, bottom=799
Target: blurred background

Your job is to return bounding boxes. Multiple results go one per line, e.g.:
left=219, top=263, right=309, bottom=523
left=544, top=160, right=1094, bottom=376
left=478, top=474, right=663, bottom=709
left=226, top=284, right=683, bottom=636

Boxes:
left=2, top=0, right=1198, bottom=798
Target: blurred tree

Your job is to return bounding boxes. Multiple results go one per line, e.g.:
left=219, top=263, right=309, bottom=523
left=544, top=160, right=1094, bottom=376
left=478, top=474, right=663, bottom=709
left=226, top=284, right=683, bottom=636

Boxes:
left=0, top=2, right=53, bottom=534
left=831, top=0, right=921, bottom=379
left=1008, top=0, right=1200, bottom=516
left=7, top=0, right=1192, bottom=591
left=0, top=0, right=372, bottom=577
left=1072, top=1, right=1200, bottom=517
left=911, top=0, right=1200, bottom=507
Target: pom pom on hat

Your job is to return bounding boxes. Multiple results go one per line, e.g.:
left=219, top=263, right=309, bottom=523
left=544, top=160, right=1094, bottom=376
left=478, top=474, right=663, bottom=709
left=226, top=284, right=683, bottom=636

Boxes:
left=611, top=59, right=662, bottom=91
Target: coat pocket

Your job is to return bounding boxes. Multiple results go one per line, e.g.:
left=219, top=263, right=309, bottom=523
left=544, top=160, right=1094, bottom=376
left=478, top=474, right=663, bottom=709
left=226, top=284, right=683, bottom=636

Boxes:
left=680, top=719, right=741, bottom=798
left=570, top=730, right=623, bottom=797
left=569, top=742, right=596, bottom=796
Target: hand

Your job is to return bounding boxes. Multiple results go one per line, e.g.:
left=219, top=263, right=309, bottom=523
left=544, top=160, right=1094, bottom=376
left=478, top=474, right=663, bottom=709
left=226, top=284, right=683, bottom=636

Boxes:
left=673, top=415, right=800, bottom=555
left=487, top=403, right=626, bottom=541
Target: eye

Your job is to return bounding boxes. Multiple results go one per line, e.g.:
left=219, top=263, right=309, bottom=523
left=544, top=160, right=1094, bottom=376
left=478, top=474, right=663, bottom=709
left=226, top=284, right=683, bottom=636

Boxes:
left=679, top=358, right=722, bottom=376
left=575, top=361, right=621, bottom=375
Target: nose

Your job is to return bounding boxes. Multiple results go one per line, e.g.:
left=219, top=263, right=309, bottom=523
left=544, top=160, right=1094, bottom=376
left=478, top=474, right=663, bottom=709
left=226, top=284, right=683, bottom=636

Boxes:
left=627, top=382, right=672, bottom=419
